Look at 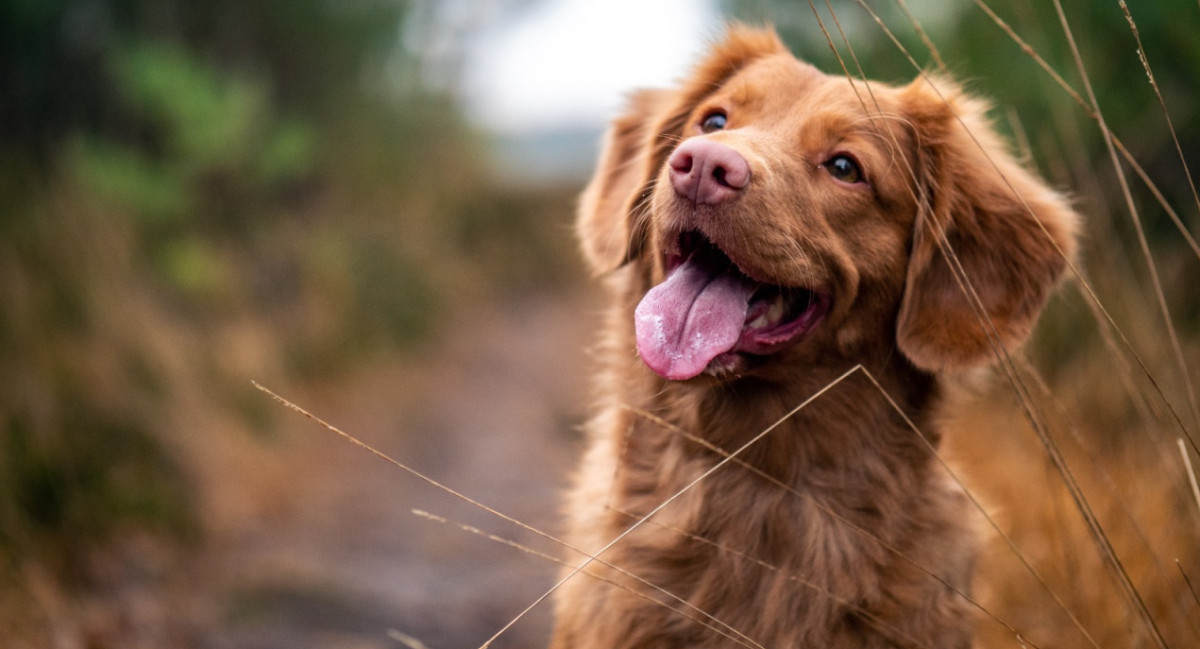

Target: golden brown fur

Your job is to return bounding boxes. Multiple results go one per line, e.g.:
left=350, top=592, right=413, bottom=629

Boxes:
left=554, top=26, right=1078, bottom=649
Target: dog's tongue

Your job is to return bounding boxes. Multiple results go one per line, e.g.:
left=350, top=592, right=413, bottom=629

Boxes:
left=635, top=249, right=757, bottom=380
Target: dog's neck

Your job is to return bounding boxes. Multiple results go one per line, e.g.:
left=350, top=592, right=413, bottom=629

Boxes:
left=629, top=358, right=938, bottom=480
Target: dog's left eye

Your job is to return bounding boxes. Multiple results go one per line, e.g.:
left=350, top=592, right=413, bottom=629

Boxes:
left=700, top=111, right=727, bottom=133
left=824, top=155, right=864, bottom=184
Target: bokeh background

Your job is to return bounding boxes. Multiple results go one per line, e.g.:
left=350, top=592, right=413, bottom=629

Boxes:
left=2, top=1, right=1198, bottom=648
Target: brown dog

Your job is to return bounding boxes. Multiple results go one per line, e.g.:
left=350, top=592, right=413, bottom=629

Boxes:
left=552, top=26, right=1077, bottom=649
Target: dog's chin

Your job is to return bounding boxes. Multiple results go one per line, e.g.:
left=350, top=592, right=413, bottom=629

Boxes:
left=699, top=351, right=750, bottom=380
left=696, top=333, right=819, bottom=382
left=636, top=231, right=833, bottom=383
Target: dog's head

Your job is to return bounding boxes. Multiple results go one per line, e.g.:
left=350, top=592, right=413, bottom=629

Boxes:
left=579, top=26, right=1078, bottom=382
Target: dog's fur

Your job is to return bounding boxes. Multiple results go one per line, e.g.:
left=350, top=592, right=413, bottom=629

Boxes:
left=552, top=27, right=1078, bottom=649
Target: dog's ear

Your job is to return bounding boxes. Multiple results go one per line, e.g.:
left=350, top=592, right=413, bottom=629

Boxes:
left=577, top=89, right=673, bottom=275
left=896, top=78, right=1079, bottom=372
left=577, top=25, right=788, bottom=275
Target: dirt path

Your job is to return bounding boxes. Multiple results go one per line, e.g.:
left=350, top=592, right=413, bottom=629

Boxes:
left=209, top=290, right=597, bottom=649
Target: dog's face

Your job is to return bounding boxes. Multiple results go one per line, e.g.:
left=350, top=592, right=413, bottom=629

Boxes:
left=580, top=27, right=1077, bottom=382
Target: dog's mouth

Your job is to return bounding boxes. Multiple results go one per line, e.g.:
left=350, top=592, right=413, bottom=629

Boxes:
left=634, top=232, right=831, bottom=381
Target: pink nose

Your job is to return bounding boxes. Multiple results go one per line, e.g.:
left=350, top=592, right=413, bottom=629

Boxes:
left=668, top=139, right=751, bottom=205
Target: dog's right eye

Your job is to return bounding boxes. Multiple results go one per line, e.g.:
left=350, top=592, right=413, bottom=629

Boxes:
left=700, top=111, right=727, bottom=133
left=824, top=154, right=864, bottom=184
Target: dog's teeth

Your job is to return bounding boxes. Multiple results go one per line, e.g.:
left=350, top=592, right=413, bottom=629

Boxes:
left=748, top=313, right=769, bottom=329
left=767, top=296, right=785, bottom=323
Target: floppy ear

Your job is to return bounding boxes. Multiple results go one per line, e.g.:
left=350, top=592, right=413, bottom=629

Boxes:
left=896, top=78, right=1080, bottom=372
left=577, top=25, right=788, bottom=275
left=577, top=89, right=673, bottom=275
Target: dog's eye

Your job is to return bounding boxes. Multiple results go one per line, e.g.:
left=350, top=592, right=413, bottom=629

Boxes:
left=700, top=111, right=727, bottom=133
left=825, top=155, right=864, bottom=184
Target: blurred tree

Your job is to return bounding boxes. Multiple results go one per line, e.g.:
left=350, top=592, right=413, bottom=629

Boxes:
left=0, top=0, right=405, bottom=164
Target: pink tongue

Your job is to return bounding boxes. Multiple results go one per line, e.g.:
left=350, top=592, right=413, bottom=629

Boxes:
left=635, top=252, right=757, bottom=380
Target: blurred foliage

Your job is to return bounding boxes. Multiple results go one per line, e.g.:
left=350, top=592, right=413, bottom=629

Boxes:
left=2, top=412, right=197, bottom=578
left=71, top=41, right=316, bottom=226
left=0, top=0, right=576, bottom=641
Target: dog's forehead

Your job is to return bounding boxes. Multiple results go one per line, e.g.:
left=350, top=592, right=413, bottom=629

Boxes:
left=719, top=54, right=824, bottom=99
left=719, top=54, right=901, bottom=119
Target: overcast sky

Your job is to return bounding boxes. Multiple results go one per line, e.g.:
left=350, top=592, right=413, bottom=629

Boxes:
left=458, top=0, right=721, bottom=134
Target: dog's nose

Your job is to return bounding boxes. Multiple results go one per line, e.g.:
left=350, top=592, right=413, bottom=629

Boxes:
left=668, top=139, right=751, bottom=205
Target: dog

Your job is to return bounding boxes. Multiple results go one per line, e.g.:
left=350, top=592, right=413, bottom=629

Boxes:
left=550, top=25, right=1078, bottom=649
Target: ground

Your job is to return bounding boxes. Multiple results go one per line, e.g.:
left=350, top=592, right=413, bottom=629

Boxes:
left=204, top=290, right=594, bottom=649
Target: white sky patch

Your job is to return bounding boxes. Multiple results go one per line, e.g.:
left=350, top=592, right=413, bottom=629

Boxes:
left=461, top=0, right=720, bottom=134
